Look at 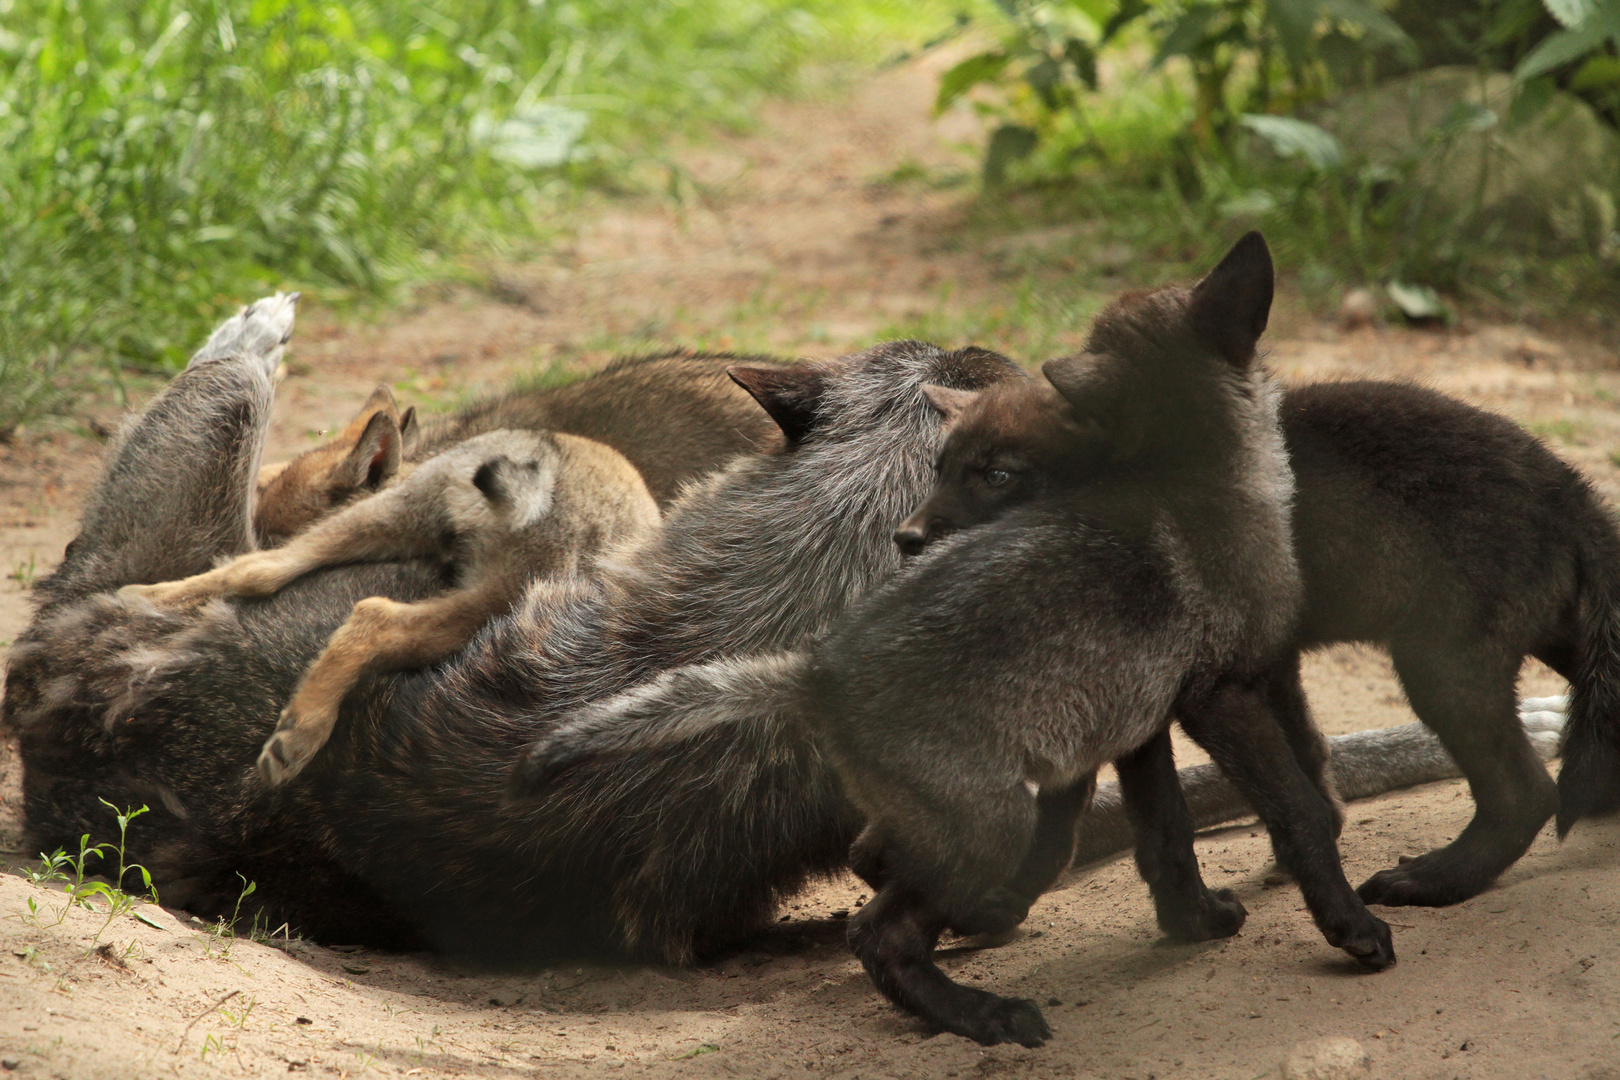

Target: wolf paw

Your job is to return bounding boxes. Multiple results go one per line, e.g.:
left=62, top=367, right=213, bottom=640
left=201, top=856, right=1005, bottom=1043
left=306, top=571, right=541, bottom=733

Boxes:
left=950, top=996, right=1052, bottom=1048
left=257, top=708, right=328, bottom=787
left=1324, top=912, right=1397, bottom=971
left=1158, top=885, right=1247, bottom=942
left=1356, top=857, right=1481, bottom=908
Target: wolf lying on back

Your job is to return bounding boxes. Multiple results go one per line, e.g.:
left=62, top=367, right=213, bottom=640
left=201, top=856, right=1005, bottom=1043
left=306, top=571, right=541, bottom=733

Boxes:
left=122, top=424, right=659, bottom=785
left=893, top=373, right=1620, bottom=906
left=5, top=332, right=1032, bottom=956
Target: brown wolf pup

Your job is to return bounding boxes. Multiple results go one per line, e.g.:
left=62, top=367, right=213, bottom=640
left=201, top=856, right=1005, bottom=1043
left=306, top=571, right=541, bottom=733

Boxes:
left=120, top=428, right=659, bottom=784
left=412, top=351, right=786, bottom=505
left=253, top=385, right=417, bottom=546
left=898, top=375, right=1620, bottom=908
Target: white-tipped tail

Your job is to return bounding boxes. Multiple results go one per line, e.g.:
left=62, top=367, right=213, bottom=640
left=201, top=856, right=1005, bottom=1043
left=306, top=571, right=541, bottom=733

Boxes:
left=188, top=292, right=300, bottom=377
left=512, top=651, right=810, bottom=794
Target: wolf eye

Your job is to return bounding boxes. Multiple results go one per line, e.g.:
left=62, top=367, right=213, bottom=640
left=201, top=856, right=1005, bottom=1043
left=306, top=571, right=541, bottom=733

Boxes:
left=984, top=468, right=1011, bottom=487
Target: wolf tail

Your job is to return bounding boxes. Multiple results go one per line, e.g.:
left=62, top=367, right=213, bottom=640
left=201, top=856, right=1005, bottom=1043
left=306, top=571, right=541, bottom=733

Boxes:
left=33, top=294, right=296, bottom=609
left=1556, top=529, right=1620, bottom=836
left=508, top=651, right=811, bottom=798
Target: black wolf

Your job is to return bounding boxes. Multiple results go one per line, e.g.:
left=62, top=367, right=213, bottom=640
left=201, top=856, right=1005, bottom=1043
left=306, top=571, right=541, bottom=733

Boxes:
left=898, top=373, right=1620, bottom=906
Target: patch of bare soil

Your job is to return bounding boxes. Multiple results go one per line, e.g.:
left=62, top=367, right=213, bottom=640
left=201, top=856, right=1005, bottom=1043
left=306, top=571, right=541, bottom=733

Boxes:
left=3, top=53, right=1620, bottom=1080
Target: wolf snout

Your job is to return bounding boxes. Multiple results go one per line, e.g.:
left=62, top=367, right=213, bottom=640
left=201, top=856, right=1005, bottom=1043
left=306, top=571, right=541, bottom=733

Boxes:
left=894, top=514, right=942, bottom=556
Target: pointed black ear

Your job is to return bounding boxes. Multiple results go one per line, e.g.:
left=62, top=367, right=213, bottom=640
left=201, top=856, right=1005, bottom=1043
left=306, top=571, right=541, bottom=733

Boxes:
left=1190, top=231, right=1273, bottom=368
left=728, top=364, right=829, bottom=445
left=1039, top=354, right=1108, bottom=410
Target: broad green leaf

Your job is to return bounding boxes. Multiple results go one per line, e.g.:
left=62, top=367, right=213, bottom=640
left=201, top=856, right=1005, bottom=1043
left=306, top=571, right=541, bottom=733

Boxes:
left=1152, top=7, right=1221, bottom=69
left=1264, top=0, right=1320, bottom=66
left=1064, top=37, right=1099, bottom=90
left=1101, top=0, right=1151, bottom=43
left=1239, top=113, right=1344, bottom=169
left=1571, top=53, right=1620, bottom=89
left=935, top=51, right=1011, bottom=115
left=1515, top=22, right=1607, bottom=80
left=1319, top=0, right=1414, bottom=46
left=1542, top=0, right=1595, bottom=29
left=134, top=908, right=169, bottom=931
left=982, top=123, right=1038, bottom=187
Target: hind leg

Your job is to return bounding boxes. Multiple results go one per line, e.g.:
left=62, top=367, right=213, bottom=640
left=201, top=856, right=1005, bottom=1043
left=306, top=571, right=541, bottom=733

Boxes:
left=1358, top=644, right=1557, bottom=907
left=259, top=584, right=507, bottom=785
left=950, top=774, right=1097, bottom=937
left=1179, top=679, right=1394, bottom=970
left=1114, top=730, right=1247, bottom=942
left=849, top=885, right=1050, bottom=1047
left=844, top=779, right=1054, bottom=1041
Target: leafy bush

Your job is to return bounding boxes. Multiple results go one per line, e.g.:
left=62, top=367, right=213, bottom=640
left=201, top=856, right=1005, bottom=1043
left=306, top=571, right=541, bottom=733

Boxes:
left=0, top=0, right=919, bottom=435
left=938, top=0, right=1620, bottom=306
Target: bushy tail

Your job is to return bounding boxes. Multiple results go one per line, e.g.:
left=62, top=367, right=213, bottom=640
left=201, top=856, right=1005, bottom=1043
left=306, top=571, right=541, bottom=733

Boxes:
left=32, top=295, right=296, bottom=609
left=508, top=651, right=811, bottom=797
left=1557, top=554, right=1620, bottom=836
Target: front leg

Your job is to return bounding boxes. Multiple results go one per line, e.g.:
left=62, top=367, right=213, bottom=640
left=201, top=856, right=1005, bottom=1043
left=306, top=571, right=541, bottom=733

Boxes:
left=950, top=775, right=1096, bottom=937
left=1113, top=729, right=1247, bottom=941
left=1179, top=678, right=1395, bottom=970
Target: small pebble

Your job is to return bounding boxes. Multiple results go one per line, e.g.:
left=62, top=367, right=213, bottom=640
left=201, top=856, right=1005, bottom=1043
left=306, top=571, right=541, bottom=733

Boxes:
left=1, top=1058, right=19, bottom=1071
left=1280, top=1035, right=1372, bottom=1080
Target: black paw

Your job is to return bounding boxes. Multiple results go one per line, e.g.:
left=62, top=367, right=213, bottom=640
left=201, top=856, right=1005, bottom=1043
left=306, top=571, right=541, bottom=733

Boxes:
left=1159, top=886, right=1247, bottom=942
left=950, top=887, right=1032, bottom=938
left=957, top=996, right=1051, bottom=1048
left=1356, top=854, right=1483, bottom=908
left=1325, top=913, right=1397, bottom=972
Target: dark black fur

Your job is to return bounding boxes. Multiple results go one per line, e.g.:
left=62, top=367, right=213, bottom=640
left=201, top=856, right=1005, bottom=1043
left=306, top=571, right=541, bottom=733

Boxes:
left=804, top=234, right=1391, bottom=1047
left=903, top=375, right=1620, bottom=906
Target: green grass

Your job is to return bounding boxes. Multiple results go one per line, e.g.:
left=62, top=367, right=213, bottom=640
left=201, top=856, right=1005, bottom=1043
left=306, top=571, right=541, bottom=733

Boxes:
left=0, top=0, right=956, bottom=436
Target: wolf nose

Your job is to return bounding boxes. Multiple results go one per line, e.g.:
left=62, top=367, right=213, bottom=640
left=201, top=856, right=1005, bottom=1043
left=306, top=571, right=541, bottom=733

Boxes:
left=894, top=525, right=929, bottom=557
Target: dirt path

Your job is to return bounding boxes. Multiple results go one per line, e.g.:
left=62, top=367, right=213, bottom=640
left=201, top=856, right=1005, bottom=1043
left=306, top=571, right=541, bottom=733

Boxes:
left=4, top=54, right=1620, bottom=1080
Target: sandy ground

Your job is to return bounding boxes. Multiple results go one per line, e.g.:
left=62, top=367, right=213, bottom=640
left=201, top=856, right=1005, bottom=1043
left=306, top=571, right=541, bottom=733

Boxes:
left=2, top=52, right=1620, bottom=1080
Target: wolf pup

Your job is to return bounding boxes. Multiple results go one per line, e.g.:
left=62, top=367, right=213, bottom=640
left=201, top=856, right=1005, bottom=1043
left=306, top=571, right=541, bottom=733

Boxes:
left=800, top=232, right=1389, bottom=1045
left=120, top=428, right=660, bottom=784
left=901, top=377, right=1620, bottom=907
left=412, top=351, right=786, bottom=505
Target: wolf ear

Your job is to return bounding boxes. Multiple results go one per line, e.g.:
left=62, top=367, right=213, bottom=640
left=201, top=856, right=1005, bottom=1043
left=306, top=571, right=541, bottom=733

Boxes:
left=332, top=409, right=402, bottom=492
left=341, top=384, right=400, bottom=439
left=1042, top=353, right=1143, bottom=456
left=398, top=405, right=420, bottom=458
left=728, top=364, right=828, bottom=445
left=1039, top=353, right=1108, bottom=409
left=1189, top=231, right=1273, bottom=368
left=921, top=384, right=977, bottom=425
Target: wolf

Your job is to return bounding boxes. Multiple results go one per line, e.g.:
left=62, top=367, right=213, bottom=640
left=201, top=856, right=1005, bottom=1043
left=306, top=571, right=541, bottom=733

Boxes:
left=120, top=428, right=660, bottom=786
left=522, top=233, right=1393, bottom=1045
left=894, top=376, right=1620, bottom=907
left=3, top=327, right=1029, bottom=958
left=411, top=351, right=785, bottom=505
